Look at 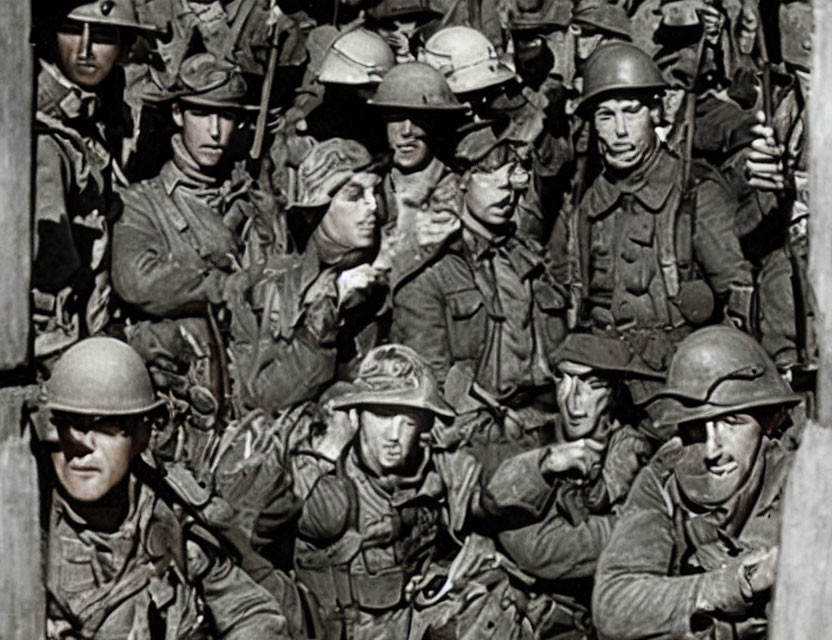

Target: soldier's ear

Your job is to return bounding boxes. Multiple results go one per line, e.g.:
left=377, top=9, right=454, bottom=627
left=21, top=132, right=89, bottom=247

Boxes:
left=130, top=419, right=152, bottom=457
left=171, top=102, right=184, bottom=128
left=649, top=99, right=663, bottom=126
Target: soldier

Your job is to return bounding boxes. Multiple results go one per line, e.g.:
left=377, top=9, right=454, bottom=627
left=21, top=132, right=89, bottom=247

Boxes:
left=391, top=127, right=568, bottom=474
left=368, top=62, right=469, bottom=263
left=592, top=326, right=800, bottom=638
left=289, top=344, right=548, bottom=639
left=112, top=52, right=281, bottom=440
left=364, top=0, right=443, bottom=64
left=268, top=27, right=394, bottom=201
left=42, top=337, right=291, bottom=639
left=32, top=0, right=160, bottom=367
left=228, top=138, right=388, bottom=415
left=742, top=0, right=814, bottom=373
left=556, top=42, right=753, bottom=378
left=491, top=333, right=656, bottom=587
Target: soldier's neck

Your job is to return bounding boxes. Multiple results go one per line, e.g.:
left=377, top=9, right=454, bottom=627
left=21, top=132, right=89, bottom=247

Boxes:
left=460, top=207, right=513, bottom=243
left=56, top=475, right=134, bottom=534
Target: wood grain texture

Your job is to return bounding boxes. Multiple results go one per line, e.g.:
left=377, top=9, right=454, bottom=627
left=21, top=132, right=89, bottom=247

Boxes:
left=771, top=2, right=832, bottom=638
left=0, top=1, right=32, bottom=371
left=0, top=388, right=44, bottom=640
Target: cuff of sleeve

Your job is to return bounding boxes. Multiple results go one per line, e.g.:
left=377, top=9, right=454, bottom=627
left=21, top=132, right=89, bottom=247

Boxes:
left=484, top=448, right=556, bottom=517
left=695, top=564, right=749, bottom=616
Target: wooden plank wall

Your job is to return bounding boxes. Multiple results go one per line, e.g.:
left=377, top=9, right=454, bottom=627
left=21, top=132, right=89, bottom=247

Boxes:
left=770, top=2, right=832, bottom=637
left=0, top=0, right=32, bottom=369
left=0, top=1, right=43, bottom=638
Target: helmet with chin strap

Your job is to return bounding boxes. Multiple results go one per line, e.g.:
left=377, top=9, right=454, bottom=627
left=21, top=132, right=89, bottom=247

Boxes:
left=650, top=326, right=801, bottom=428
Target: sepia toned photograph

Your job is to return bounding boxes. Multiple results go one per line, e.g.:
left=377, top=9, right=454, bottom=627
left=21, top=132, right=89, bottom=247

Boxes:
left=0, top=0, right=826, bottom=637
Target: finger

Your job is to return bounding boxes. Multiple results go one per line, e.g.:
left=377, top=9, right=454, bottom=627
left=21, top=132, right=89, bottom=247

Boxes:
left=583, top=438, right=607, bottom=452
left=750, top=138, right=782, bottom=155
left=747, top=177, right=786, bottom=191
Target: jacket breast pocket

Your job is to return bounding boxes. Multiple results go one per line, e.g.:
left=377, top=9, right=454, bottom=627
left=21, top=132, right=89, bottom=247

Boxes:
left=445, top=288, right=486, bottom=361
left=532, top=281, right=567, bottom=347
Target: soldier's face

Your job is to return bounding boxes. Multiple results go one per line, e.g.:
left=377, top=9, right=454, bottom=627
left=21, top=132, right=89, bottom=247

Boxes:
left=55, top=20, right=122, bottom=88
left=359, top=406, right=432, bottom=474
left=593, top=97, right=659, bottom=173
left=464, top=161, right=528, bottom=229
left=386, top=118, right=433, bottom=172
left=322, top=171, right=380, bottom=249
left=173, top=104, right=237, bottom=170
left=50, top=414, right=148, bottom=503
left=686, top=412, right=763, bottom=503
left=555, top=361, right=614, bottom=440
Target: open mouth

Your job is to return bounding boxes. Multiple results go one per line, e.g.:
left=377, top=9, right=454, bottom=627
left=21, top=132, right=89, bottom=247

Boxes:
left=706, top=459, right=738, bottom=476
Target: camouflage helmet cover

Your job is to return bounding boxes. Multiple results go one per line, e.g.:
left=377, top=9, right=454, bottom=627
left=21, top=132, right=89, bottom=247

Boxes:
left=291, top=138, right=374, bottom=210
left=46, top=337, right=164, bottom=416
left=175, top=53, right=255, bottom=110
left=650, top=326, right=801, bottom=427
left=331, top=344, right=455, bottom=420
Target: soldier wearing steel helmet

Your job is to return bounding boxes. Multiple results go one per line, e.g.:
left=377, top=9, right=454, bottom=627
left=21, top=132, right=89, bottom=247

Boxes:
left=368, top=62, right=471, bottom=272
left=593, top=325, right=800, bottom=639
left=41, top=337, right=292, bottom=639
left=287, top=343, right=570, bottom=639
left=31, top=0, right=162, bottom=368
left=419, top=24, right=572, bottom=243
left=553, top=41, right=754, bottom=380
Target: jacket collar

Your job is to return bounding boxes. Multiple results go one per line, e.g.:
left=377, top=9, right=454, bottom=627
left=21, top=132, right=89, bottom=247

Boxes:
left=38, top=60, right=102, bottom=122
left=582, top=144, right=679, bottom=219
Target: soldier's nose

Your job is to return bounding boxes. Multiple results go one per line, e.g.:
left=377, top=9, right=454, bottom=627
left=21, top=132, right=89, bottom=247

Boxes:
left=79, top=22, right=93, bottom=60
left=67, top=426, right=96, bottom=455
left=704, top=421, right=723, bottom=458
left=209, top=114, right=221, bottom=139
left=614, top=111, right=627, bottom=137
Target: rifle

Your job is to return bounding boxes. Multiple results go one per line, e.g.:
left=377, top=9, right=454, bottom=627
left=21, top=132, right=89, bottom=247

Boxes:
left=249, top=0, right=283, bottom=160
left=755, top=9, right=811, bottom=368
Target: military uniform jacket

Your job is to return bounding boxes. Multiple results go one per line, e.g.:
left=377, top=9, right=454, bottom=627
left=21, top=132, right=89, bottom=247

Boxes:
left=564, top=145, right=749, bottom=336
left=489, top=422, right=652, bottom=582
left=46, top=476, right=289, bottom=639
left=592, top=437, right=791, bottom=639
left=292, top=440, right=485, bottom=616
left=228, top=239, right=387, bottom=415
left=112, top=152, right=244, bottom=318
left=33, top=62, right=121, bottom=360
left=390, top=228, right=567, bottom=399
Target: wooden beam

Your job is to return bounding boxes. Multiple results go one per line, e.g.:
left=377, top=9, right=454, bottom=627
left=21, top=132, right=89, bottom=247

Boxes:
left=0, top=1, right=32, bottom=369
left=771, top=2, right=832, bottom=638
left=0, top=388, right=44, bottom=640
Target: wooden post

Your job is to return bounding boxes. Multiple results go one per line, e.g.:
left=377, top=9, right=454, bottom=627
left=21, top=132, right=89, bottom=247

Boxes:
left=770, top=2, right=832, bottom=638
left=0, top=1, right=43, bottom=638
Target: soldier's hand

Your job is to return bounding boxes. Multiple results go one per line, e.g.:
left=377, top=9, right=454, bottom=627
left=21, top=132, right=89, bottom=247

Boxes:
left=415, top=208, right=461, bottom=248
left=745, top=112, right=787, bottom=191
left=740, top=546, right=779, bottom=594
left=541, top=439, right=605, bottom=478
left=336, top=264, right=386, bottom=308
left=701, top=4, right=726, bottom=45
